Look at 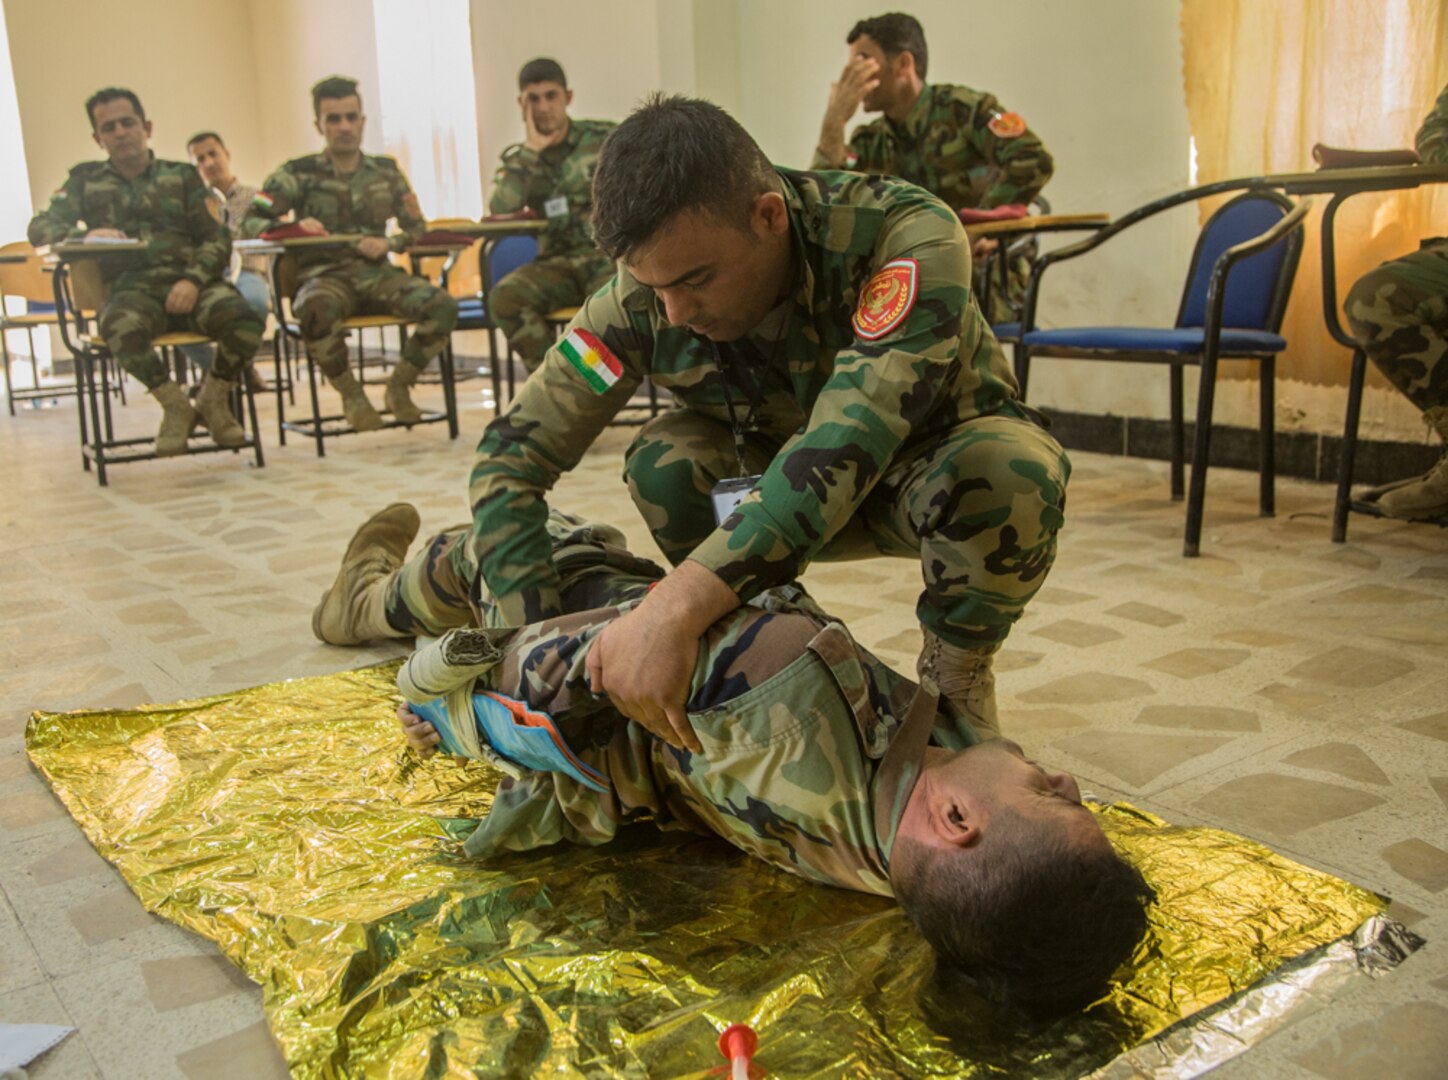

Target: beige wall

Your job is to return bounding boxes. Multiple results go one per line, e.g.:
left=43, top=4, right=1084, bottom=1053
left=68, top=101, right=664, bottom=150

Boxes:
left=6, top=0, right=264, bottom=204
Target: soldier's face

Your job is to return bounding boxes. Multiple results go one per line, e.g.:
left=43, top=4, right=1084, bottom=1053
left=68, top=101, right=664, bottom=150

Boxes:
left=187, top=137, right=232, bottom=187
left=90, top=99, right=151, bottom=165
left=520, top=81, right=572, bottom=135
left=316, top=95, right=365, bottom=155
left=626, top=194, right=794, bottom=342
left=852, top=36, right=907, bottom=113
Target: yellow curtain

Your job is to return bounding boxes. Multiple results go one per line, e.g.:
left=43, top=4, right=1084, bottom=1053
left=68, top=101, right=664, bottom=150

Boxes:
left=1181, top=0, right=1448, bottom=388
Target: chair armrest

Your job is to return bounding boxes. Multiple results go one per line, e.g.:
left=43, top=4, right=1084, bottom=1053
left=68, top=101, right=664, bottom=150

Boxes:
left=1202, top=199, right=1311, bottom=343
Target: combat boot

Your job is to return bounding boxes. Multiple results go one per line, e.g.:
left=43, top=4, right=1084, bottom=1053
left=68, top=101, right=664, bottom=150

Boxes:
left=312, top=503, right=422, bottom=645
left=1378, top=406, right=1448, bottom=520
left=150, top=380, right=197, bottom=457
left=194, top=375, right=248, bottom=448
left=384, top=362, right=426, bottom=424
left=917, top=631, right=1001, bottom=740
left=327, top=368, right=384, bottom=432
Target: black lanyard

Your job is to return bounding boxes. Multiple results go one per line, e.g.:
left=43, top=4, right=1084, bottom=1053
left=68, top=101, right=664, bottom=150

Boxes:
left=709, top=339, right=761, bottom=478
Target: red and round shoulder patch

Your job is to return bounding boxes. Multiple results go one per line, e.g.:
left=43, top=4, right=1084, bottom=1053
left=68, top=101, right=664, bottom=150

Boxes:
left=987, top=111, right=1026, bottom=139
left=852, top=258, right=919, bottom=341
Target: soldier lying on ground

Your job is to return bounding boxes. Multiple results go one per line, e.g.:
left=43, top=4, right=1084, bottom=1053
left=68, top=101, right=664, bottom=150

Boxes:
left=316, top=503, right=1154, bottom=1018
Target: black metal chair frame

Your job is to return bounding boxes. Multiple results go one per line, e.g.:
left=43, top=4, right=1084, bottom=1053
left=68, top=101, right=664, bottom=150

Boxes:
left=52, top=260, right=265, bottom=487
left=266, top=253, right=459, bottom=458
left=1018, top=189, right=1310, bottom=556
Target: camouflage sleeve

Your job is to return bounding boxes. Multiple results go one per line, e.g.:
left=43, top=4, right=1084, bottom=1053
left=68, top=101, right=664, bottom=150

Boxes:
left=1416, top=83, right=1448, bottom=165
left=238, top=163, right=299, bottom=238
left=687, top=199, right=977, bottom=600
left=487, top=144, right=546, bottom=215
left=180, top=166, right=231, bottom=285
left=967, top=94, right=1054, bottom=207
left=466, top=284, right=649, bottom=624
left=388, top=165, right=427, bottom=252
left=26, top=167, right=87, bottom=246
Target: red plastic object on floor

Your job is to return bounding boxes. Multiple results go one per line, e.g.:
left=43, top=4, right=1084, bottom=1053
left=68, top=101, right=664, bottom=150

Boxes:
left=717, top=1023, right=763, bottom=1079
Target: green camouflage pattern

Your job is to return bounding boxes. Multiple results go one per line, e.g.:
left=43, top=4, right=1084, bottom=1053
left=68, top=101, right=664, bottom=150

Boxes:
left=810, top=83, right=1056, bottom=324
left=1416, top=82, right=1448, bottom=165
left=488, top=118, right=616, bottom=259
left=387, top=510, right=977, bottom=893
left=95, top=283, right=263, bottom=389
left=28, top=154, right=232, bottom=294
left=240, top=152, right=427, bottom=274
left=1346, top=241, right=1448, bottom=412
left=489, top=251, right=614, bottom=370
left=467, top=168, right=1067, bottom=650
left=1345, top=85, right=1448, bottom=411
left=292, top=262, right=458, bottom=376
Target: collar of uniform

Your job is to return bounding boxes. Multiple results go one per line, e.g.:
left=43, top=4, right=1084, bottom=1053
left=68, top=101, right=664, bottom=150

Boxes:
left=319, top=151, right=377, bottom=176
left=105, top=150, right=158, bottom=182
left=871, top=680, right=943, bottom=873
left=888, top=81, right=935, bottom=141
left=779, top=172, right=818, bottom=310
left=558, top=117, right=581, bottom=152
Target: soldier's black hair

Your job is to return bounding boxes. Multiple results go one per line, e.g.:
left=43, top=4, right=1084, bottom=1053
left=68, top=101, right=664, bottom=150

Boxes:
left=518, top=57, right=567, bottom=91
left=894, top=808, right=1154, bottom=1019
left=85, top=88, right=145, bottom=129
left=591, top=94, right=777, bottom=262
left=848, top=12, right=929, bottom=79
left=186, top=131, right=225, bottom=151
left=311, top=75, right=361, bottom=119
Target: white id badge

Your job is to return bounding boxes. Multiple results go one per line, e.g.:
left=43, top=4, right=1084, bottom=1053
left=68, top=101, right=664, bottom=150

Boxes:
left=544, top=195, right=569, bottom=219
left=711, top=475, right=760, bottom=526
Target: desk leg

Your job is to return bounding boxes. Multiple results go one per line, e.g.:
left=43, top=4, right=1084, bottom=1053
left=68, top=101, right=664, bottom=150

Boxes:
left=1332, top=348, right=1368, bottom=543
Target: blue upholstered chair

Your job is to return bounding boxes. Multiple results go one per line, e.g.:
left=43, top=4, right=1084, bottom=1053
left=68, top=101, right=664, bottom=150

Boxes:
left=1017, top=190, right=1310, bottom=556
left=457, top=234, right=538, bottom=407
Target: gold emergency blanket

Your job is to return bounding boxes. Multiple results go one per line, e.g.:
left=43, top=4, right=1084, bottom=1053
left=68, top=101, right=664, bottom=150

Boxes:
left=26, top=664, right=1401, bottom=1078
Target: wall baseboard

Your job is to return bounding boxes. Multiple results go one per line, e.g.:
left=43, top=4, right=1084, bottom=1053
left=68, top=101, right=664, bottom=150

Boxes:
left=1039, top=407, right=1441, bottom=487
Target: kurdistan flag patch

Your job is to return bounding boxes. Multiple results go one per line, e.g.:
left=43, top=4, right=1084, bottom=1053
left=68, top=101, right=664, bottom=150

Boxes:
left=559, top=328, right=622, bottom=393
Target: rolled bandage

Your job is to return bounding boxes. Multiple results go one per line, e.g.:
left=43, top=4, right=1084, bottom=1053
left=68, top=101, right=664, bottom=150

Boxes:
left=396, top=627, right=509, bottom=706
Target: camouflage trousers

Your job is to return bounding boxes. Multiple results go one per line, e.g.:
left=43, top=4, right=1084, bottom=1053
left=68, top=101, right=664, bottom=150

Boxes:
left=294, top=262, right=458, bottom=378
left=623, top=407, right=1070, bottom=651
left=489, top=251, right=613, bottom=371
left=1345, top=240, right=1448, bottom=412
left=97, top=282, right=264, bottom=390
left=974, top=248, right=1032, bottom=328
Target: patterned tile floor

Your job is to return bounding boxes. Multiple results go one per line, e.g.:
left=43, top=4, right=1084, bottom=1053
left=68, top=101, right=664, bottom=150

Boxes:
left=1, top=366, right=1445, bottom=1078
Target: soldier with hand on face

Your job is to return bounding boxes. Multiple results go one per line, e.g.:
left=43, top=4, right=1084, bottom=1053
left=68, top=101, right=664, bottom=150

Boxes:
left=487, top=58, right=616, bottom=374
left=241, top=75, right=458, bottom=432
left=812, top=13, right=1055, bottom=324
left=28, top=88, right=264, bottom=456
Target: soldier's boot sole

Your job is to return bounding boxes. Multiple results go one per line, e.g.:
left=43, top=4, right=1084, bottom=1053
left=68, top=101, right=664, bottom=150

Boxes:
left=312, top=503, right=422, bottom=645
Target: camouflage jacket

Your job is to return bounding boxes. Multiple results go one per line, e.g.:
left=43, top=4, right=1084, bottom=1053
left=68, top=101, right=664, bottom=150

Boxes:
left=27, top=153, right=231, bottom=294
left=1417, top=82, right=1448, bottom=165
left=488, top=118, right=615, bottom=259
left=812, top=82, right=1054, bottom=211
left=240, top=152, right=427, bottom=281
left=456, top=568, right=979, bottom=895
left=467, top=168, right=1021, bottom=624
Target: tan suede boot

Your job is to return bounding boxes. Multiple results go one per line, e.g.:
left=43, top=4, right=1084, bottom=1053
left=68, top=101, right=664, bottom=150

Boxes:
left=1378, top=406, right=1448, bottom=520
left=194, top=375, right=247, bottom=448
left=384, top=362, right=426, bottom=424
left=312, top=503, right=422, bottom=645
left=327, top=368, right=384, bottom=432
left=150, top=380, right=197, bottom=457
left=917, top=631, right=1001, bottom=740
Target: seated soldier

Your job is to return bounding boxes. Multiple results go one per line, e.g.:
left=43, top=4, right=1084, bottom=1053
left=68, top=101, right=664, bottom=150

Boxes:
left=27, top=87, right=263, bottom=455
left=314, top=504, right=1154, bottom=1017
left=487, top=58, right=616, bottom=374
left=241, top=75, right=458, bottom=431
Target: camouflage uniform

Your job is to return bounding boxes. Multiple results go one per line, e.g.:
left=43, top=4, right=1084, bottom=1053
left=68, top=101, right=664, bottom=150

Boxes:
left=27, top=154, right=262, bottom=390
left=388, top=510, right=979, bottom=890
left=811, top=83, right=1055, bottom=325
left=487, top=118, right=616, bottom=370
left=1345, top=83, right=1448, bottom=415
left=467, top=169, right=1070, bottom=653
left=240, top=153, right=457, bottom=376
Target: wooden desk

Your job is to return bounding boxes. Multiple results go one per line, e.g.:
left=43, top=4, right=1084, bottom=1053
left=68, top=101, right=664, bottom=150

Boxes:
left=447, top=219, right=548, bottom=238
left=234, top=234, right=365, bottom=255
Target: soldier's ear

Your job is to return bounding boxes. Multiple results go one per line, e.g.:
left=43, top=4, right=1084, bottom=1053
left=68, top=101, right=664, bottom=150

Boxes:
left=565, top=88, right=574, bottom=108
left=753, top=192, right=790, bottom=237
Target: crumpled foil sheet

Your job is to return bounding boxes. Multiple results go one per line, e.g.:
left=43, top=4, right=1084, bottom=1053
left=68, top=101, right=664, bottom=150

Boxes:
left=26, top=664, right=1417, bottom=1078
